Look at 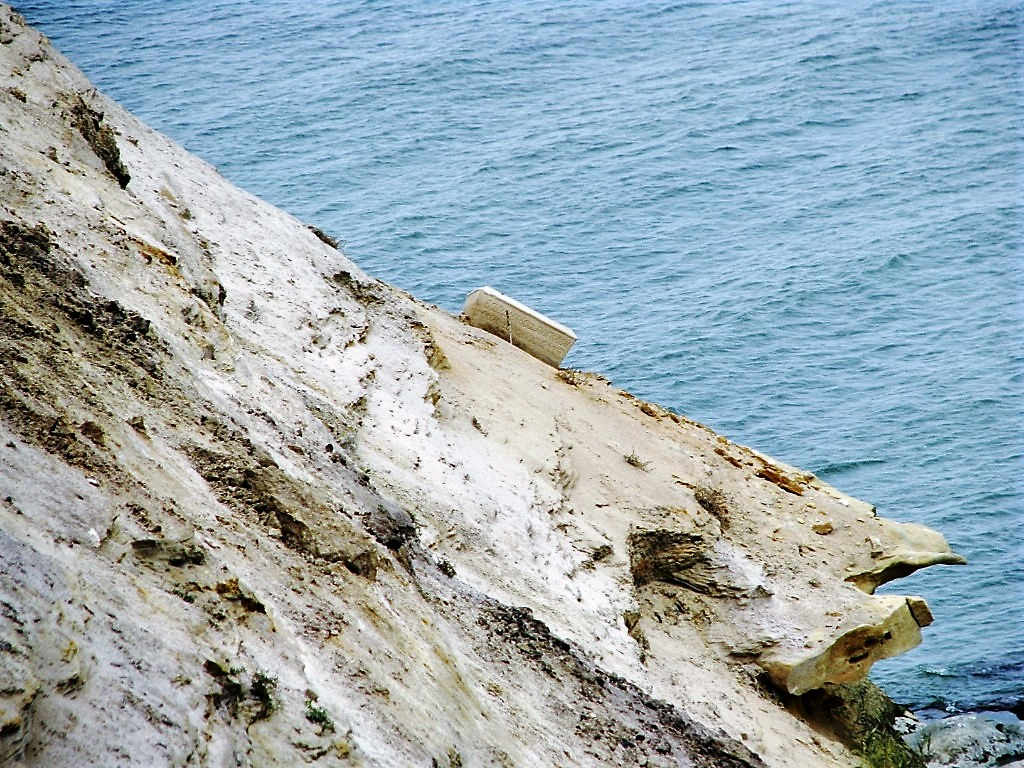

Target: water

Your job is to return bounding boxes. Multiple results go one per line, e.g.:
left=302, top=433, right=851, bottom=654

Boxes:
left=16, top=0, right=1023, bottom=712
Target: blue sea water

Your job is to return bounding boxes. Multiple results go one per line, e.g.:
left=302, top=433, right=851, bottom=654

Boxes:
left=16, top=1, right=1023, bottom=712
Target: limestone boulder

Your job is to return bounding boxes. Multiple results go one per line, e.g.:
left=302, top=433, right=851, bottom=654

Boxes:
left=760, top=594, right=932, bottom=696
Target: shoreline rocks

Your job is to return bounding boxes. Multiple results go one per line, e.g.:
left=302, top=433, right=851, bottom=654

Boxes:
left=904, top=710, right=1024, bottom=768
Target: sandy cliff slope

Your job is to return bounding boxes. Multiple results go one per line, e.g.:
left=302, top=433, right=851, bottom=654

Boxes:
left=0, top=7, right=964, bottom=767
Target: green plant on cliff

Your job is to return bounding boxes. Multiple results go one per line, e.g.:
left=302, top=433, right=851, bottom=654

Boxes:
left=852, top=698, right=924, bottom=768
left=203, top=660, right=279, bottom=723
left=799, top=681, right=925, bottom=768
left=853, top=685, right=923, bottom=768
left=859, top=729, right=923, bottom=768
left=305, top=699, right=335, bottom=734
left=250, top=671, right=279, bottom=721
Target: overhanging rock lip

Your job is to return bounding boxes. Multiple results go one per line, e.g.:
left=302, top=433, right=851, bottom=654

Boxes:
left=758, top=594, right=929, bottom=696
left=845, top=550, right=967, bottom=593
left=462, top=285, right=577, bottom=367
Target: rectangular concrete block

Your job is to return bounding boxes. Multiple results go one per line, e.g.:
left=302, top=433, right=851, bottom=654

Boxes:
left=462, top=286, right=577, bottom=368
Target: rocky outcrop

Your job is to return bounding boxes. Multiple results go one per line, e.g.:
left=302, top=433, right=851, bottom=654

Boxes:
left=844, top=520, right=968, bottom=594
left=69, top=94, right=130, bottom=188
left=760, top=595, right=930, bottom=696
left=0, top=6, right=965, bottom=767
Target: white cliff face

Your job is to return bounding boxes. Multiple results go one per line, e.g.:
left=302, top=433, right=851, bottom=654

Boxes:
left=0, top=7, right=964, bottom=767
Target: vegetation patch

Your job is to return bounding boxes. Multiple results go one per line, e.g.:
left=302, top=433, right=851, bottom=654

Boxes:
left=795, top=680, right=925, bottom=768
left=250, top=671, right=279, bottom=722
left=624, top=452, right=651, bottom=471
left=305, top=699, right=335, bottom=734
left=203, top=660, right=279, bottom=723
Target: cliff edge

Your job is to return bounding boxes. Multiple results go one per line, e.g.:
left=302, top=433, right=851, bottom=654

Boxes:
left=0, top=8, right=964, bottom=767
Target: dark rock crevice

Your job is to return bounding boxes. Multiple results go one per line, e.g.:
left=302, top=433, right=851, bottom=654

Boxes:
left=69, top=94, right=130, bottom=188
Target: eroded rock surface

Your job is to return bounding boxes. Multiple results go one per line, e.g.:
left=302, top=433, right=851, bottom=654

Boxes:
left=0, top=6, right=964, bottom=767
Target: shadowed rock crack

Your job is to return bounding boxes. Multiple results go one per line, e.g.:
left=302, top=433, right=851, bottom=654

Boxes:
left=69, top=94, right=130, bottom=188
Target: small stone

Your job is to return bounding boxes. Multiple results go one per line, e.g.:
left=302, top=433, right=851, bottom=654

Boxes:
left=906, top=597, right=934, bottom=627
left=868, top=536, right=884, bottom=558
left=79, top=420, right=105, bottom=445
left=812, top=521, right=834, bottom=535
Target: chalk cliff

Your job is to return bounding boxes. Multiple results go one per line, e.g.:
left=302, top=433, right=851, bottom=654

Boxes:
left=0, top=8, right=965, bottom=767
